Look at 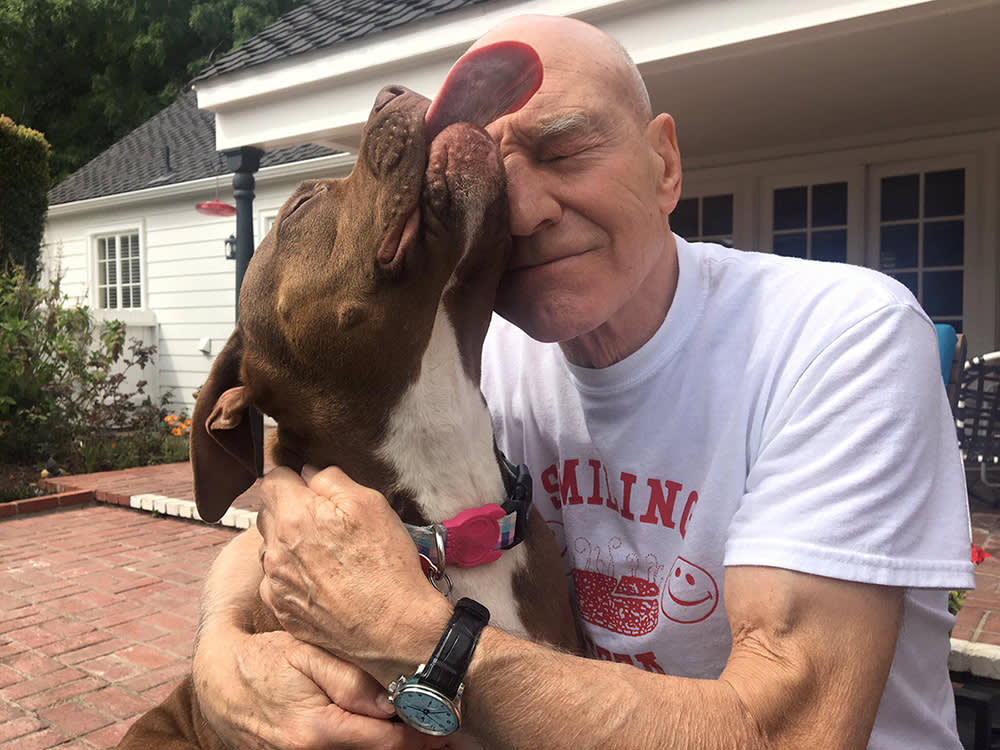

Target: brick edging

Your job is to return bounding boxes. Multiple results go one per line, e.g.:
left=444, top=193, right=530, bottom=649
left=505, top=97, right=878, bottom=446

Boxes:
left=0, top=489, right=95, bottom=518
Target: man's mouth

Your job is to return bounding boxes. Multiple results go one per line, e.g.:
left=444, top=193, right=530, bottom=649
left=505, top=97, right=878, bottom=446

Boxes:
left=507, top=246, right=596, bottom=272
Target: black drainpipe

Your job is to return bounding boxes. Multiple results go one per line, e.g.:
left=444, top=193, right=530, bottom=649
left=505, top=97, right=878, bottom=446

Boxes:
left=224, top=145, right=265, bottom=477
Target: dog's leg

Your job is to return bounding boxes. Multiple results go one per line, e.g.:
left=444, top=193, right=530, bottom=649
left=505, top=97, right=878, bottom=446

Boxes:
left=117, top=676, right=227, bottom=750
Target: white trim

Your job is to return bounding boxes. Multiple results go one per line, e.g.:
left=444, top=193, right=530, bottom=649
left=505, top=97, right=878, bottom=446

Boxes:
left=48, top=153, right=356, bottom=218
left=684, top=114, right=1000, bottom=173
left=258, top=208, right=281, bottom=240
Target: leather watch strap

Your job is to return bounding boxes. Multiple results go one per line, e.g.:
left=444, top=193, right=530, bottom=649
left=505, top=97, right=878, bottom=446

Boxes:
left=420, top=598, right=490, bottom=699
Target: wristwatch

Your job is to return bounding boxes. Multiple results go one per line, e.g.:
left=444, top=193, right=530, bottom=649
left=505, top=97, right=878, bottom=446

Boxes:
left=387, top=598, right=490, bottom=735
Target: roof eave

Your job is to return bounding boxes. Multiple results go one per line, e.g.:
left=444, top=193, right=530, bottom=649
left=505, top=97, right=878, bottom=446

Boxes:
left=47, top=152, right=356, bottom=218
left=193, top=0, right=954, bottom=155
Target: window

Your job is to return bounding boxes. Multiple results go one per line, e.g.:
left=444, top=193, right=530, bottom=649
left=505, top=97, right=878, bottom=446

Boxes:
left=768, top=181, right=849, bottom=262
left=95, top=231, right=142, bottom=310
left=874, top=166, right=966, bottom=331
left=671, top=193, right=734, bottom=246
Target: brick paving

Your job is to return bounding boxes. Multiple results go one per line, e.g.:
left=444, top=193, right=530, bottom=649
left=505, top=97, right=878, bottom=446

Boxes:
left=0, top=503, right=237, bottom=748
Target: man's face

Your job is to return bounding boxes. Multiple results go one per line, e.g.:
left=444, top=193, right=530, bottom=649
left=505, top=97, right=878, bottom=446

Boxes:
left=485, top=54, right=678, bottom=345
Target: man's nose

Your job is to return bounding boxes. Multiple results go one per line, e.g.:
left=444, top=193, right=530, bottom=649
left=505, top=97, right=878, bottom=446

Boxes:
left=504, top=155, right=562, bottom=236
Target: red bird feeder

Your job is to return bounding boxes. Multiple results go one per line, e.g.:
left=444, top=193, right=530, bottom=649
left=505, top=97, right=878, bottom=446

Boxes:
left=195, top=199, right=237, bottom=217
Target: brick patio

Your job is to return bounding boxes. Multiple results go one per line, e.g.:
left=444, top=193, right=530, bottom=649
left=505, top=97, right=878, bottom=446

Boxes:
left=0, top=503, right=236, bottom=748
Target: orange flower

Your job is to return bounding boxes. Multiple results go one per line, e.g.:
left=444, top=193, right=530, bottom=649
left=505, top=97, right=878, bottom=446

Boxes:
left=171, top=427, right=183, bottom=436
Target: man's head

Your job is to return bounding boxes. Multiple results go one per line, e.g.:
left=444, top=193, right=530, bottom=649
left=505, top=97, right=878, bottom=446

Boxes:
left=471, top=16, right=682, bottom=361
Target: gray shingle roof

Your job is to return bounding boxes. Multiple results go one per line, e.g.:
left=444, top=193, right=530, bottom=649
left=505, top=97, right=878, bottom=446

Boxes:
left=193, top=0, right=496, bottom=83
left=49, top=91, right=336, bottom=205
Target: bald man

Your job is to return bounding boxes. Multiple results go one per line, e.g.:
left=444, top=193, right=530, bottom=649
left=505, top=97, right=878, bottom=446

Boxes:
left=192, top=16, right=973, bottom=749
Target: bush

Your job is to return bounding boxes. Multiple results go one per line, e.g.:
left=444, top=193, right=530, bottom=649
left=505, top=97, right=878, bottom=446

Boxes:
left=0, top=266, right=187, bottom=473
left=0, top=116, right=50, bottom=279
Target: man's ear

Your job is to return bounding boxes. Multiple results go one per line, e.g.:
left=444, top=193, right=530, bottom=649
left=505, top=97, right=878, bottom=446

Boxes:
left=190, top=331, right=257, bottom=523
left=645, top=113, right=682, bottom=216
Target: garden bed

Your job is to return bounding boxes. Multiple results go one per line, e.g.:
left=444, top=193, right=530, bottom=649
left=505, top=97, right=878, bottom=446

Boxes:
left=0, top=462, right=44, bottom=502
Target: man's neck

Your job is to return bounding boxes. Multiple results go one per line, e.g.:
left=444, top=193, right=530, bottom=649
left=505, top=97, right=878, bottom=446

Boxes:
left=559, top=233, right=679, bottom=369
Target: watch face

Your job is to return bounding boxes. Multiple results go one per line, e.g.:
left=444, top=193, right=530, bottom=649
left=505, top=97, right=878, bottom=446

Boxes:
left=393, top=685, right=460, bottom=735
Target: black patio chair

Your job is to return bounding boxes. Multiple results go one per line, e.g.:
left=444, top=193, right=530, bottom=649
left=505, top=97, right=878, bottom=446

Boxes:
left=958, top=351, right=1000, bottom=502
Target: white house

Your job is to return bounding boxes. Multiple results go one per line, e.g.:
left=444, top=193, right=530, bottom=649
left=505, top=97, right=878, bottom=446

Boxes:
left=44, top=0, right=1000, bottom=413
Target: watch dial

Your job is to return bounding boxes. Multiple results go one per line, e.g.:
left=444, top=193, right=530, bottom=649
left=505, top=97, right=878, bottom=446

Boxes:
left=395, top=688, right=459, bottom=735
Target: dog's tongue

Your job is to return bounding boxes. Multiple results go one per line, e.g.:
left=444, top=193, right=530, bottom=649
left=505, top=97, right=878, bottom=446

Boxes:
left=425, top=41, right=542, bottom=140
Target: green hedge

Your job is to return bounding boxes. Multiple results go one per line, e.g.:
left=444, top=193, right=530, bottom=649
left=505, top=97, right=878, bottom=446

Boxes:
left=0, top=116, right=51, bottom=279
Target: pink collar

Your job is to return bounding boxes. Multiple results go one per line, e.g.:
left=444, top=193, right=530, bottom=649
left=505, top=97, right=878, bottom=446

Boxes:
left=405, top=457, right=532, bottom=569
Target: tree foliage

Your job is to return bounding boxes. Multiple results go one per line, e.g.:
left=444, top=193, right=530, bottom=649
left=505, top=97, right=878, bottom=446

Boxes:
left=0, top=116, right=50, bottom=277
left=0, top=0, right=300, bottom=182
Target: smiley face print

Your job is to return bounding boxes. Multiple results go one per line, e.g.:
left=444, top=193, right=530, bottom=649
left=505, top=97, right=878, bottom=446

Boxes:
left=661, top=556, right=719, bottom=624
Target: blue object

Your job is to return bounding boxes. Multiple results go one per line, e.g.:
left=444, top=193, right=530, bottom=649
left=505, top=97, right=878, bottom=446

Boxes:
left=935, top=324, right=958, bottom=384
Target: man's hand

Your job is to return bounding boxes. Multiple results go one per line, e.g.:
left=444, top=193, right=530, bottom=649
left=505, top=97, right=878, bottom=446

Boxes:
left=257, top=466, right=452, bottom=684
left=193, top=526, right=448, bottom=750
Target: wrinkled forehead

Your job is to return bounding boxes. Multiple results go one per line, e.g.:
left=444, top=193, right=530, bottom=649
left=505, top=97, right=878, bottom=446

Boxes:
left=484, top=67, right=621, bottom=147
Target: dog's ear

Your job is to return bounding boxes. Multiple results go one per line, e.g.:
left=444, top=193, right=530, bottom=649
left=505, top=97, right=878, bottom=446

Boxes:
left=191, top=331, right=257, bottom=523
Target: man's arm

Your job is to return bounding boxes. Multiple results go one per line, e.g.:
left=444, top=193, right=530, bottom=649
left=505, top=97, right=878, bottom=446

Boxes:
left=459, top=566, right=902, bottom=749
left=258, top=467, right=904, bottom=750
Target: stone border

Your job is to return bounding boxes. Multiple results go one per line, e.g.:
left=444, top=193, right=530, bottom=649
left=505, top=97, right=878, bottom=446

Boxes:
left=128, top=493, right=257, bottom=529
left=950, top=638, right=1000, bottom=679
left=2, top=488, right=256, bottom=531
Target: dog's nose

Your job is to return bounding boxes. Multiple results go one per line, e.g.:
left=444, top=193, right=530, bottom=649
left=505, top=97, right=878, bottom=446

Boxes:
left=373, top=85, right=407, bottom=113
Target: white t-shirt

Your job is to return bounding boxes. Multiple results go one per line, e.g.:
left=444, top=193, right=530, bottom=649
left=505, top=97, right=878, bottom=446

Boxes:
left=481, top=235, right=975, bottom=749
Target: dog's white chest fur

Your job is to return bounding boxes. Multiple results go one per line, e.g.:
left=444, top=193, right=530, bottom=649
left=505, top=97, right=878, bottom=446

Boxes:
left=378, top=305, right=528, bottom=638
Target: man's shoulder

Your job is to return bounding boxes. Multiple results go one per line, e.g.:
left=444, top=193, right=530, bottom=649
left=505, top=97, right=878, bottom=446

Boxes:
left=683, top=238, right=926, bottom=329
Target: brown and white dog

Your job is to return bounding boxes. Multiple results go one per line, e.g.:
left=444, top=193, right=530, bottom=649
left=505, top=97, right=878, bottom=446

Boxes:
left=118, top=42, right=578, bottom=750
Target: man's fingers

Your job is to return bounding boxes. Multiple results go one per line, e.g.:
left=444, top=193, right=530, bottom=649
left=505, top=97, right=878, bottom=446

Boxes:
left=304, top=465, right=368, bottom=499
left=257, top=467, right=312, bottom=542
left=301, top=463, right=320, bottom=483
left=259, top=466, right=309, bottom=509
left=289, top=640, right=394, bottom=718
left=309, top=707, right=426, bottom=750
